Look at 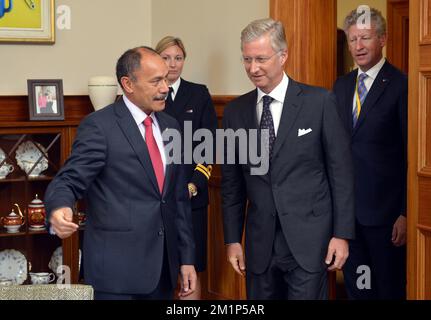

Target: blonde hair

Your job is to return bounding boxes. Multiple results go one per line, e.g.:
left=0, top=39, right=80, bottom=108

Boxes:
left=155, top=36, right=187, bottom=58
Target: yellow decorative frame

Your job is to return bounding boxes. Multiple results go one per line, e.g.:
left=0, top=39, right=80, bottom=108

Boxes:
left=0, top=0, right=55, bottom=43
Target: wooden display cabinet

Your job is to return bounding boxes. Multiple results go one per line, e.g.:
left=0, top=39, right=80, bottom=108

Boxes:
left=0, top=121, right=82, bottom=284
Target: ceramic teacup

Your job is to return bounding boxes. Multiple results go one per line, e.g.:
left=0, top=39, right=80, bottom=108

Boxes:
left=29, top=272, right=55, bottom=284
left=0, top=163, right=14, bottom=179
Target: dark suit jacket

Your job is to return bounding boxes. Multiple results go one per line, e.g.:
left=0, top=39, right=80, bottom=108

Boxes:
left=164, top=79, right=217, bottom=209
left=221, top=78, right=355, bottom=274
left=44, top=99, right=195, bottom=294
left=333, top=61, right=408, bottom=226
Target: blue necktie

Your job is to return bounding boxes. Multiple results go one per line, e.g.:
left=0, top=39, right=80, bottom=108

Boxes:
left=260, top=95, right=275, bottom=158
left=353, top=73, right=368, bottom=127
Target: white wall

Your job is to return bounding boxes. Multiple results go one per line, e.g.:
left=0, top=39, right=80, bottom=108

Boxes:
left=0, top=0, right=152, bottom=95
left=151, top=0, right=269, bottom=95
left=0, top=0, right=268, bottom=96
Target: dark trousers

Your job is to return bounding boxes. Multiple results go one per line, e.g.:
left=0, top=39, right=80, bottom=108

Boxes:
left=191, top=207, right=208, bottom=272
left=246, top=218, right=328, bottom=300
left=343, top=221, right=406, bottom=300
left=94, top=244, right=174, bottom=300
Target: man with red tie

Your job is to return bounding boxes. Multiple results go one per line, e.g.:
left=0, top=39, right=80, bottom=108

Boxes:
left=45, top=46, right=196, bottom=300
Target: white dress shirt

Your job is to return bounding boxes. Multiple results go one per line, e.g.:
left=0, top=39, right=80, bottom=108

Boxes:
left=169, top=77, right=181, bottom=101
left=123, top=95, right=166, bottom=172
left=352, top=57, right=386, bottom=110
left=256, top=73, right=289, bottom=136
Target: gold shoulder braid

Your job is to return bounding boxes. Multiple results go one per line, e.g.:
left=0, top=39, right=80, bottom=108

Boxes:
left=194, top=164, right=212, bottom=180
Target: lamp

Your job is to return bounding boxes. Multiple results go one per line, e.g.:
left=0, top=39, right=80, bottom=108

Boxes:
left=88, top=76, right=118, bottom=111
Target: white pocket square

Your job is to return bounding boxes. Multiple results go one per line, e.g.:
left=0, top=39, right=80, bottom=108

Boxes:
left=298, top=128, right=312, bottom=137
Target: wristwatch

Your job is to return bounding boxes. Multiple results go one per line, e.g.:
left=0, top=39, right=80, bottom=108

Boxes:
left=188, top=183, right=198, bottom=197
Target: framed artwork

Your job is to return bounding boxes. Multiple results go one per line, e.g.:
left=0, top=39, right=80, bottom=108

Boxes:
left=27, top=79, right=64, bottom=121
left=0, top=0, right=55, bottom=43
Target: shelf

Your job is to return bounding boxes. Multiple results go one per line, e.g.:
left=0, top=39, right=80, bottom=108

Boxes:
left=0, top=230, right=26, bottom=237
left=0, top=175, right=55, bottom=183
left=0, top=122, right=81, bottom=284
left=0, top=229, right=49, bottom=237
left=28, top=229, right=48, bottom=235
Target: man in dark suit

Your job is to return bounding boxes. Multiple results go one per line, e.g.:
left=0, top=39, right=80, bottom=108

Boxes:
left=156, top=36, right=218, bottom=299
left=221, top=18, right=355, bottom=300
left=44, top=46, right=197, bottom=300
left=333, top=8, right=407, bottom=299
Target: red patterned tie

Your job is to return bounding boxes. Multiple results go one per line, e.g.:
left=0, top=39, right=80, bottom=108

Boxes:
left=143, top=117, right=164, bottom=193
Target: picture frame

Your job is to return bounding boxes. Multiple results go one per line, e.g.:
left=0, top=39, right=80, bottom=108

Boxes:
left=0, top=0, right=55, bottom=43
left=27, top=79, right=64, bottom=121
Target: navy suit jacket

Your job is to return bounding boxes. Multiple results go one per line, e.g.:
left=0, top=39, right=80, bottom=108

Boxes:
left=164, top=79, right=217, bottom=209
left=222, top=78, right=355, bottom=273
left=44, top=99, right=195, bottom=294
left=333, top=61, right=408, bottom=226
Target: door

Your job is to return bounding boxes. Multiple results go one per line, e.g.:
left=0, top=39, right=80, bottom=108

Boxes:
left=407, top=0, right=431, bottom=299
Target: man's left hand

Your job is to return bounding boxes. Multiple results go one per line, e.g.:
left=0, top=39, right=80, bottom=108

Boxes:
left=325, top=237, right=349, bottom=271
left=392, top=215, right=407, bottom=247
left=178, top=265, right=197, bottom=297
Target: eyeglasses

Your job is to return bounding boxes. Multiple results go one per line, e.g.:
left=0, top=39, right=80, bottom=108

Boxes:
left=241, top=51, right=280, bottom=65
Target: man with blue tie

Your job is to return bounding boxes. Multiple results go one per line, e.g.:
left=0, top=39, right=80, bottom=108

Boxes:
left=44, top=46, right=197, bottom=300
left=333, top=8, right=408, bottom=299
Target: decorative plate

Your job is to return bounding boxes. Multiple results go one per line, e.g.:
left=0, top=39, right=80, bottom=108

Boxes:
left=15, top=141, right=48, bottom=177
left=0, top=147, right=5, bottom=162
left=0, top=249, right=28, bottom=285
left=48, top=246, right=81, bottom=275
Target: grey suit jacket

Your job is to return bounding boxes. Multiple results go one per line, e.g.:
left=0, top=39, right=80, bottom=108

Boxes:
left=222, top=78, right=355, bottom=273
left=45, top=99, right=195, bottom=294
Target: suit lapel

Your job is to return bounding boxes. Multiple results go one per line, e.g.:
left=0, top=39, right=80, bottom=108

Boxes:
left=246, top=90, right=259, bottom=130
left=353, top=62, right=391, bottom=136
left=115, top=101, right=160, bottom=194
left=344, top=71, right=357, bottom=135
left=271, top=79, right=303, bottom=159
left=171, top=79, right=192, bottom=117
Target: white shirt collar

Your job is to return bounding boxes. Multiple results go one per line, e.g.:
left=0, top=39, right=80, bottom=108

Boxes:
left=122, top=95, right=159, bottom=127
left=170, top=77, right=181, bottom=100
left=358, top=57, right=385, bottom=80
left=257, top=73, right=289, bottom=103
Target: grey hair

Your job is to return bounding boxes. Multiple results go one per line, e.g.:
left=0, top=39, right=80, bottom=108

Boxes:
left=241, top=18, right=287, bottom=52
left=115, top=46, right=158, bottom=90
left=343, top=7, right=386, bottom=37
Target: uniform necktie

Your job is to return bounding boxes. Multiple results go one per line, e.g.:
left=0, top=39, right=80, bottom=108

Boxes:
left=353, top=73, right=368, bottom=127
left=143, top=117, right=164, bottom=193
left=166, top=87, right=174, bottom=106
left=260, top=95, right=275, bottom=158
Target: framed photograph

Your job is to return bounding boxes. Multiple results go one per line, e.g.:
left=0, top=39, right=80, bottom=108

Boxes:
left=0, top=0, right=55, bottom=43
left=27, top=79, right=64, bottom=121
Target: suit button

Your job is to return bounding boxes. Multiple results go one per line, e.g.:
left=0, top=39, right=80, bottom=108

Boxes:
left=161, top=200, right=166, bottom=204
left=158, top=228, right=164, bottom=236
